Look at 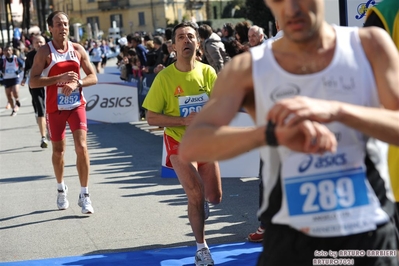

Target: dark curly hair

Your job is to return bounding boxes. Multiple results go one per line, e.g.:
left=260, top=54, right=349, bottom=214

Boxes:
left=234, top=21, right=251, bottom=44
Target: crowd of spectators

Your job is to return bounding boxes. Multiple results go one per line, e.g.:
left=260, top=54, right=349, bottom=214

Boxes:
left=1, top=20, right=264, bottom=118
left=114, top=20, right=266, bottom=119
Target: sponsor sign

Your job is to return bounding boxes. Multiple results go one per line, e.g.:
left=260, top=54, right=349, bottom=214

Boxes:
left=346, top=0, right=379, bottom=27
left=84, top=75, right=139, bottom=123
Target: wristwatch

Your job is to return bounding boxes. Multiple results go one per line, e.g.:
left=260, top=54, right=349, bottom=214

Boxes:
left=77, top=79, right=83, bottom=87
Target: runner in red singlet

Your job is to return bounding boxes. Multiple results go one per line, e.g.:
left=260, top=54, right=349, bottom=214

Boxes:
left=30, top=11, right=98, bottom=214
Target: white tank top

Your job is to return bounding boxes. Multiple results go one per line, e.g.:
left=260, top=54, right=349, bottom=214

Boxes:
left=90, top=47, right=103, bottom=62
left=251, top=25, right=393, bottom=237
left=3, top=55, right=19, bottom=79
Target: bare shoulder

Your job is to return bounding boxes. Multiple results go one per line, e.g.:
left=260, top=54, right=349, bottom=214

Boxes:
left=211, top=51, right=254, bottom=111
left=72, top=42, right=85, bottom=52
left=37, top=43, right=50, bottom=58
left=72, top=42, right=87, bottom=59
left=217, top=52, right=253, bottom=90
left=358, top=26, right=393, bottom=53
left=225, top=51, right=252, bottom=73
left=34, top=44, right=51, bottom=66
left=359, top=26, right=399, bottom=110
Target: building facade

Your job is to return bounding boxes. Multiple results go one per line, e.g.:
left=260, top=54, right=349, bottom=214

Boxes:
left=51, top=0, right=214, bottom=39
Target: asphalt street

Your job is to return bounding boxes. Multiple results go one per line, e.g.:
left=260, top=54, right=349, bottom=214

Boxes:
left=0, top=59, right=261, bottom=264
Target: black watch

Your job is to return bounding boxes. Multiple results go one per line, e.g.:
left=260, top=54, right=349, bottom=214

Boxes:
left=265, top=121, right=279, bottom=147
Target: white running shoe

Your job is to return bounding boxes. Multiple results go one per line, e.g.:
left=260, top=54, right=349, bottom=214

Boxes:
left=195, top=247, right=214, bottom=266
left=40, top=137, right=48, bottom=148
left=78, top=193, right=94, bottom=214
left=57, top=185, right=69, bottom=210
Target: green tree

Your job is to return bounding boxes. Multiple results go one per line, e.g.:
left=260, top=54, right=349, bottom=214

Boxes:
left=245, top=0, right=275, bottom=37
left=222, top=0, right=246, bottom=18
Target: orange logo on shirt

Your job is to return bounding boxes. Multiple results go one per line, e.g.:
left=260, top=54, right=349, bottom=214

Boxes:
left=174, top=86, right=184, bottom=97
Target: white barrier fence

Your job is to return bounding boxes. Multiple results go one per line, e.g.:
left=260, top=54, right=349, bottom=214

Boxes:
left=84, top=73, right=140, bottom=123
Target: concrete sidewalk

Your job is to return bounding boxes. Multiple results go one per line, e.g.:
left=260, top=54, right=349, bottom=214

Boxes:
left=0, top=62, right=261, bottom=263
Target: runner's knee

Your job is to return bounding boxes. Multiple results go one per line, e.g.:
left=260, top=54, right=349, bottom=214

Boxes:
left=207, top=194, right=222, bottom=205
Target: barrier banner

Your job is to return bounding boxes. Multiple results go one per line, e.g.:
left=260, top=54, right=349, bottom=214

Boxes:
left=345, top=0, right=379, bottom=26
left=84, top=73, right=140, bottom=123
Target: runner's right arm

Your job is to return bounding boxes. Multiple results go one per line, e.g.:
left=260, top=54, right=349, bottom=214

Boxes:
left=146, top=110, right=196, bottom=127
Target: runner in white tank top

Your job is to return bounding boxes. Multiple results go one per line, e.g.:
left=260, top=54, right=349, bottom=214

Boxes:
left=179, top=0, right=399, bottom=265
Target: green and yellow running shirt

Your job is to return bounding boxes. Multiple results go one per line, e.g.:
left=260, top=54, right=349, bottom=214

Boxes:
left=142, top=62, right=217, bottom=142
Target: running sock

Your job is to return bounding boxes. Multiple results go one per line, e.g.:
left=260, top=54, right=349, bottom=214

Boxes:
left=196, top=241, right=208, bottom=251
left=57, top=181, right=65, bottom=191
left=81, top=187, right=89, bottom=195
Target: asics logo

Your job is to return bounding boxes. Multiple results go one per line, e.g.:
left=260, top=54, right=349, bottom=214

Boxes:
left=184, top=96, right=204, bottom=104
left=298, top=153, right=347, bottom=173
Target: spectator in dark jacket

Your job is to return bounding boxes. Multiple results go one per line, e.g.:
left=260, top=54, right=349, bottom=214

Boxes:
left=221, top=23, right=238, bottom=58
left=144, top=36, right=165, bottom=75
left=127, top=34, right=147, bottom=67
left=141, top=36, right=166, bottom=120
left=198, top=24, right=230, bottom=73
left=164, top=40, right=176, bottom=67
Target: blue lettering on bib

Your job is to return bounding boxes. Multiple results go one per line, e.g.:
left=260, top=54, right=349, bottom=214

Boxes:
left=178, top=93, right=209, bottom=117
left=285, top=167, right=369, bottom=216
left=57, top=89, right=81, bottom=110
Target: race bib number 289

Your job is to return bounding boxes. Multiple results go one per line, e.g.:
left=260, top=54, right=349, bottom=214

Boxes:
left=285, top=167, right=369, bottom=216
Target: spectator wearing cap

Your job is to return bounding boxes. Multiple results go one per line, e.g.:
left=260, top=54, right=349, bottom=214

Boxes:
left=198, top=24, right=230, bottom=73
